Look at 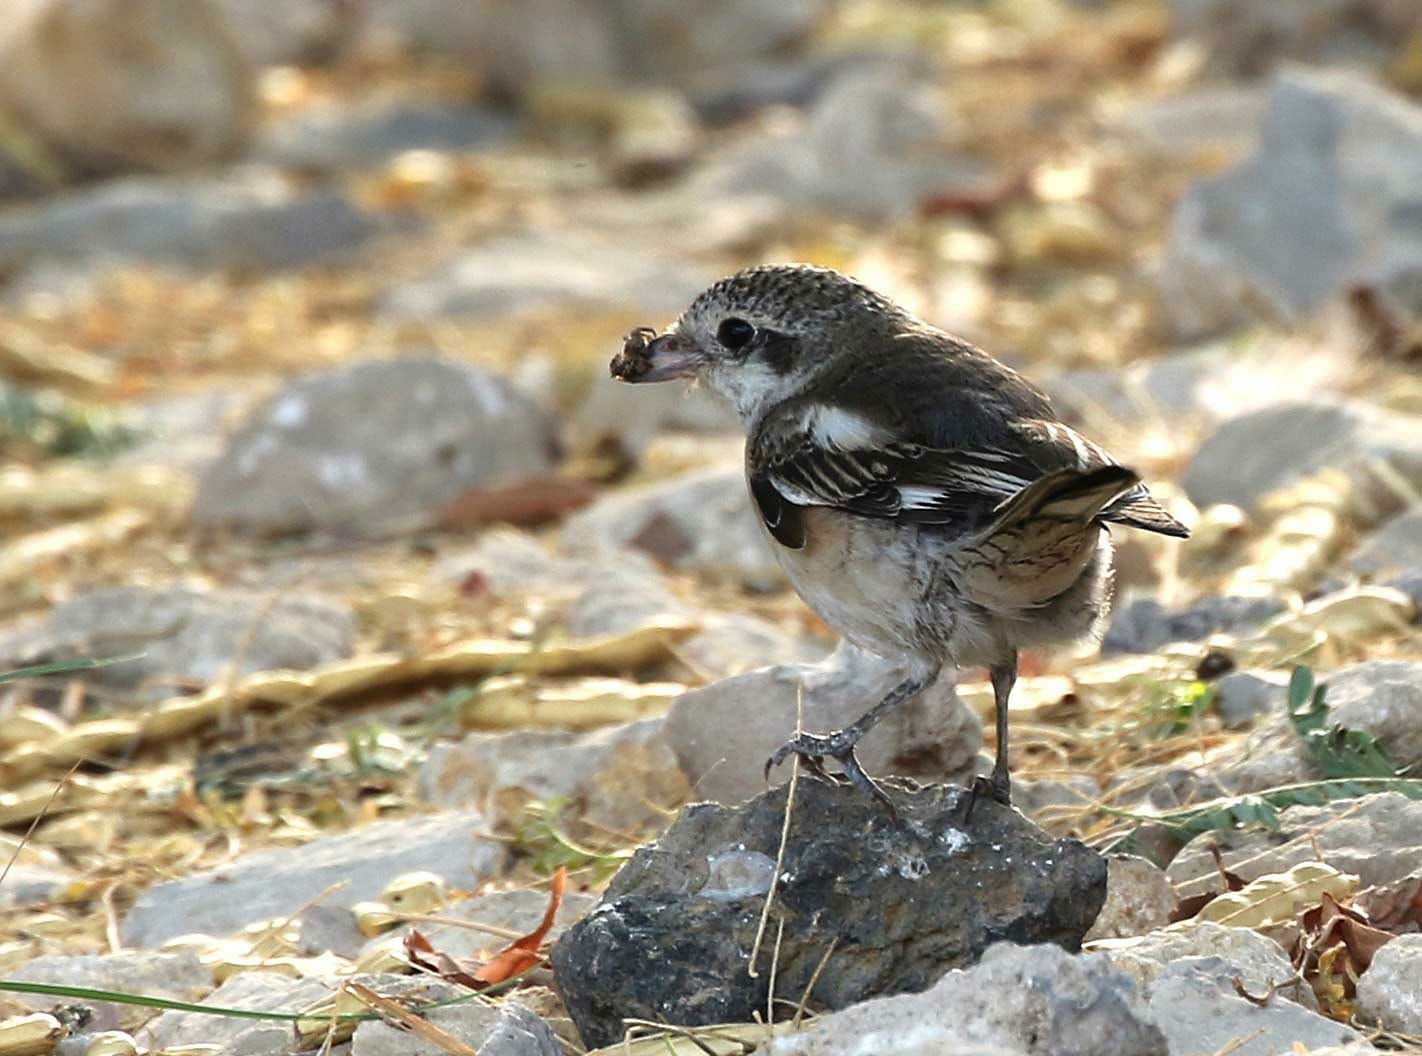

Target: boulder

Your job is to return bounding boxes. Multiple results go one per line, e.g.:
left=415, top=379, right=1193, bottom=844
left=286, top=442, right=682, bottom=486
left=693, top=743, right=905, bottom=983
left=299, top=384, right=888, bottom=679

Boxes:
left=1323, top=660, right=1422, bottom=770
left=1355, top=932, right=1422, bottom=1035
left=1349, top=509, right=1422, bottom=577
left=551, top=780, right=1108, bottom=1048
left=193, top=358, right=558, bottom=535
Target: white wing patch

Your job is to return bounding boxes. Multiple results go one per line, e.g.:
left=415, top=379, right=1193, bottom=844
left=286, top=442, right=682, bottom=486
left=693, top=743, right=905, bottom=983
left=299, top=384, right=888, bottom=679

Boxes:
left=803, top=405, right=886, bottom=450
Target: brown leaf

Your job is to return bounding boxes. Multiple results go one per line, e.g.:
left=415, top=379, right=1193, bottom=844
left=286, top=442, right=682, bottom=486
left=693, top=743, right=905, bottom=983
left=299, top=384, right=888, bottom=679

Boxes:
left=438, top=476, right=598, bottom=530
left=1354, top=872, right=1422, bottom=933
left=402, top=868, right=567, bottom=991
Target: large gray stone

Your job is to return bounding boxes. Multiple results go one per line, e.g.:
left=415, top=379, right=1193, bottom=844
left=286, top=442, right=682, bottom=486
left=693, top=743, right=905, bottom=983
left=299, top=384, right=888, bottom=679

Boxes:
left=1102, top=922, right=1310, bottom=1008
left=146, top=972, right=331, bottom=1053
left=560, top=466, right=785, bottom=589
left=353, top=997, right=560, bottom=1056
left=1349, top=509, right=1422, bottom=577
left=1168, top=792, right=1422, bottom=899
left=0, top=586, right=355, bottom=702
left=1145, top=959, right=1362, bottom=1055
left=766, top=943, right=1164, bottom=1056
left=1323, top=660, right=1422, bottom=770
left=698, top=65, right=994, bottom=218
left=665, top=640, right=980, bottom=805
left=0, top=173, right=381, bottom=274
left=193, top=358, right=558, bottom=535
left=1102, top=594, right=1286, bottom=655
left=8, top=951, right=209, bottom=1031
left=0, top=0, right=251, bottom=177
left=551, top=781, right=1108, bottom=1048
left=121, top=811, right=507, bottom=946
left=1181, top=401, right=1422, bottom=511
left=1160, top=69, right=1422, bottom=339
left=1355, top=933, right=1422, bottom=1035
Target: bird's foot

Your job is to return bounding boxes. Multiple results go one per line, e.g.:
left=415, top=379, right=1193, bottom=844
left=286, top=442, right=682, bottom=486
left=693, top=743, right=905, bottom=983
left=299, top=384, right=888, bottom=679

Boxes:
left=765, top=731, right=899, bottom=821
left=960, top=770, right=1012, bottom=823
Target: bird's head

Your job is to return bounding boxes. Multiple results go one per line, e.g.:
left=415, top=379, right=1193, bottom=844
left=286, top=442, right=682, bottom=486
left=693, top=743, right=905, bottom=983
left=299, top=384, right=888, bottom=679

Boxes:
left=610, top=264, right=908, bottom=425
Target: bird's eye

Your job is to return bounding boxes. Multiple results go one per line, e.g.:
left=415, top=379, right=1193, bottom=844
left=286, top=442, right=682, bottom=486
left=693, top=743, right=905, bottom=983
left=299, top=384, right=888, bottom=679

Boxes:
left=716, top=317, right=756, bottom=350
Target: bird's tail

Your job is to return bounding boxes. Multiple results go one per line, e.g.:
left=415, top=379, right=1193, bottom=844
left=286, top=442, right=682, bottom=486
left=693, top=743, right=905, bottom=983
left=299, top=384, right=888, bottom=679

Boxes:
left=986, top=465, right=1141, bottom=535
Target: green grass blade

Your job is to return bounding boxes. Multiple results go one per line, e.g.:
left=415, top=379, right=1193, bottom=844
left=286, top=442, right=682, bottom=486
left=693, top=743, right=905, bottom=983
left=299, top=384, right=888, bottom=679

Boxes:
left=0, top=655, right=145, bottom=685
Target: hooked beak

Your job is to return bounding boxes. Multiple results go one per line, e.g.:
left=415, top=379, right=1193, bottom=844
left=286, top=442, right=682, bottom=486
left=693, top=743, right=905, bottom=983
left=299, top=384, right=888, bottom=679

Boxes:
left=610, top=329, right=703, bottom=384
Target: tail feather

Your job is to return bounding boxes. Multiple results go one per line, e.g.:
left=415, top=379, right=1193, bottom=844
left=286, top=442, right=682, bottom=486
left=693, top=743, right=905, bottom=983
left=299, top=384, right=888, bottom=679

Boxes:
left=988, top=465, right=1140, bottom=534
left=1102, top=487, right=1191, bottom=538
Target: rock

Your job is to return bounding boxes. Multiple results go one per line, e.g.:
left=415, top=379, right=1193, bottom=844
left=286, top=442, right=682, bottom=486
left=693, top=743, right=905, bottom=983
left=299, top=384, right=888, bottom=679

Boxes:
left=114, top=387, right=253, bottom=476
left=1101, top=594, right=1286, bottom=655
left=1349, top=509, right=1422, bottom=576
left=665, top=641, right=981, bottom=805
left=1168, top=792, right=1422, bottom=899
left=353, top=996, right=560, bottom=1056
left=257, top=101, right=516, bottom=173
left=0, top=863, right=77, bottom=909
left=0, top=0, right=251, bottom=178
left=8, top=952, right=209, bottom=1032
left=297, top=904, right=366, bottom=958
left=365, top=887, right=596, bottom=964
left=1386, top=567, right=1422, bottom=615
left=145, top=971, right=331, bottom=1052
left=1321, top=660, right=1422, bottom=769
left=208, top=0, right=356, bottom=67
left=193, top=358, right=557, bottom=535
left=1212, top=670, right=1288, bottom=728
left=560, top=560, right=687, bottom=639
left=698, top=65, right=994, bottom=218
left=764, top=943, right=1164, bottom=1056
left=1181, top=402, right=1422, bottom=511
left=121, top=811, right=506, bottom=947
left=0, top=586, right=355, bottom=702
left=417, top=719, right=691, bottom=836
left=380, top=231, right=713, bottom=321
left=676, top=614, right=829, bottom=681
left=569, top=372, right=733, bottom=461
left=1355, top=932, right=1422, bottom=1035
left=550, top=780, right=1108, bottom=1048
left=1145, top=958, right=1362, bottom=1055
left=1012, top=775, right=1099, bottom=826
left=358, top=0, right=826, bottom=92
left=560, top=467, right=786, bottom=590
left=1117, top=85, right=1265, bottom=163
left=1100, top=922, right=1309, bottom=1007
left=0, top=173, right=382, bottom=275
left=1084, top=857, right=1175, bottom=941
left=1170, top=0, right=1422, bottom=79
left=1159, top=69, right=1422, bottom=339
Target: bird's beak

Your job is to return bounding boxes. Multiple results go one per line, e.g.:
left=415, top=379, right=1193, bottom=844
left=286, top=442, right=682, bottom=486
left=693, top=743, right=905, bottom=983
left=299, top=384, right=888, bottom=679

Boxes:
left=610, top=329, right=702, bottom=384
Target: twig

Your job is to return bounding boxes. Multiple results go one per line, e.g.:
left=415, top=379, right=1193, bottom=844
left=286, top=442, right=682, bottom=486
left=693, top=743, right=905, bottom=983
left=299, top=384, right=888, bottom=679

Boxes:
left=793, top=937, right=838, bottom=1028
left=0, top=760, right=83, bottom=892
left=346, top=982, right=477, bottom=1056
left=749, top=684, right=804, bottom=979
left=766, top=917, right=785, bottom=1031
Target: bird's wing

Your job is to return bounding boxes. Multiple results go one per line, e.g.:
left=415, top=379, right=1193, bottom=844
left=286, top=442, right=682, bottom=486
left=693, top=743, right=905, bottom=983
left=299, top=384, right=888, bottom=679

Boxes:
left=747, top=407, right=1187, bottom=549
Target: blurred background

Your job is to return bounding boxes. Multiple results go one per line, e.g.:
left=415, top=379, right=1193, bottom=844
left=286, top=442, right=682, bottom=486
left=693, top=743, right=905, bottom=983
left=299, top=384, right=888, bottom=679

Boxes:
left=1, top=0, right=1422, bottom=1034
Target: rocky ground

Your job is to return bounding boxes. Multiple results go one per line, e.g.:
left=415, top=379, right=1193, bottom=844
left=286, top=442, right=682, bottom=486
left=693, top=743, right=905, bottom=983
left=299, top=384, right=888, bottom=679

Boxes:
left=1, top=0, right=1421, bottom=1054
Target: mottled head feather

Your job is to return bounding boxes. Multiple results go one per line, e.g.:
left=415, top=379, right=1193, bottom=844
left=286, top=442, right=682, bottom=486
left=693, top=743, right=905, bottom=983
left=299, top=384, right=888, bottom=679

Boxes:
left=684, top=264, right=908, bottom=332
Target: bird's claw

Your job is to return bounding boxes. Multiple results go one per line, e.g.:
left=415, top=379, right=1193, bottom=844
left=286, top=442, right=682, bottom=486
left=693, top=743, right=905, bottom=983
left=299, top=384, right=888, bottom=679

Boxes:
left=960, top=771, right=1012, bottom=823
left=764, top=731, right=899, bottom=822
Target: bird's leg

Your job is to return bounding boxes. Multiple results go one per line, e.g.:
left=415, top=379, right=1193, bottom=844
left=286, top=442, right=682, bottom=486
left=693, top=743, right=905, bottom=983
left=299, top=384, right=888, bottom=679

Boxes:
left=964, top=652, right=1017, bottom=820
left=764, top=670, right=937, bottom=818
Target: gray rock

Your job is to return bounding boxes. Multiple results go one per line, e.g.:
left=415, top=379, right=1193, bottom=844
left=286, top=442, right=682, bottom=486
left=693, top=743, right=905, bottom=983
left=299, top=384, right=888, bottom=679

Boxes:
left=257, top=101, right=516, bottom=173
left=0, top=173, right=381, bottom=275
left=0, top=586, right=355, bottom=702
left=1012, top=775, right=1099, bottom=825
left=699, top=65, right=994, bottom=218
left=766, top=943, right=1164, bottom=1056
left=551, top=781, right=1109, bottom=1048
left=0, top=0, right=251, bottom=177
left=146, top=971, right=332, bottom=1053
left=381, top=231, right=713, bottom=321
left=1170, top=0, right=1422, bottom=78
left=1084, top=857, right=1176, bottom=941
left=1101, top=594, right=1285, bottom=655
left=1355, top=932, right=1422, bottom=1035
left=1159, top=69, right=1422, bottom=339
left=114, top=387, right=253, bottom=475
left=1168, top=792, right=1422, bottom=899
left=0, top=863, right=77, bottom=909
left=569, top=372, right=733, bottom=461
left=560, top=466, right=786, bottom=590
left=1146, top=959, right=1361, bottom=1055
left=417, top=719, right=691, bottom=836
left=1117, top=85, right=1265, bottom=163
left=1101, top=922, right=1310, bottom=1008
left=1386, top=567, right=1422, bottom=615
left=208, top=0, right=356, bottom=67
left=677, top=613, right=829, bottom=681
left=1181, top=401, right=1422, bottom=511
left=1322, top=660, right=1422, bottom=770
left=560, top=560, right=687, bottom=639
left=364, top=887, right=596, bottom=965
left=1213, top=670, right=1289, bottom=728
left=121, top=811, right=507, bottom=946
left=358, top=0, right=826, bottom=92
left=665, top=640, right=981, bottom=805
left=193, top=358, right=557, bottom=535
left=353, top=996, right=560, bottom=1056
left=297, top=903, right=366, bottom=958
left=8, top=951, right=209, bottom=1031
left=1349, top=509, right=1422, bottom=576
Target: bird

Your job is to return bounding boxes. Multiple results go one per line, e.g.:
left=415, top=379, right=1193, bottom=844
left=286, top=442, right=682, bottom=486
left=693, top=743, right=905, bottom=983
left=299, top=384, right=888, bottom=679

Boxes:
left=610, top=263, right=1189, bottom=817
